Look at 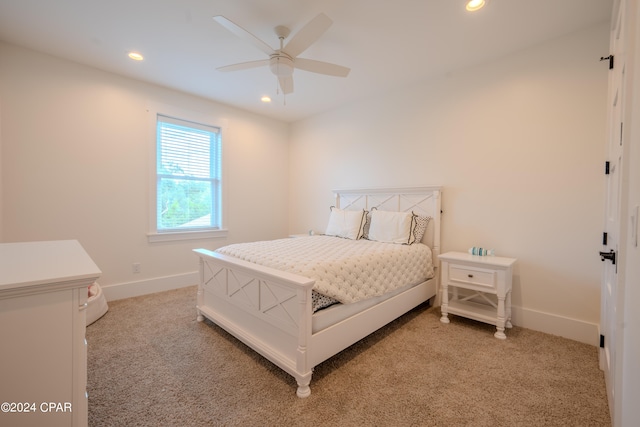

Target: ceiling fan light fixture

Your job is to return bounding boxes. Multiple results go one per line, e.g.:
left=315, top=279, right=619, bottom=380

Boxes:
left=466, top=0, right=486, bottom=12
left=269, top=56, right=294, bottom=77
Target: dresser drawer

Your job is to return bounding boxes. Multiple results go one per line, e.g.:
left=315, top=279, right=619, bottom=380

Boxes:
left=449, top=265, right=496, bottom=290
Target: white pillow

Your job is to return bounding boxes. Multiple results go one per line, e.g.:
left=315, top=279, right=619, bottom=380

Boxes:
left=363, top=212, right=430, bottom=244
left=368, top=210, right=417, bottom=244
left=324, top=207, right=367, bottom=240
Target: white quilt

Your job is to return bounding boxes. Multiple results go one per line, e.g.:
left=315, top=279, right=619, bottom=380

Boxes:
left=215, top=235, right=434, bottom=305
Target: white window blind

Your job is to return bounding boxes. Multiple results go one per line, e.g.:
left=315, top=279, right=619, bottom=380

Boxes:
left=156, top=114, right=221, bottom=232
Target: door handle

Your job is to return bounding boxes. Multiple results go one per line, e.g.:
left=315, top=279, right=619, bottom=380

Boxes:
left=599, top=250, right=616, bottom=265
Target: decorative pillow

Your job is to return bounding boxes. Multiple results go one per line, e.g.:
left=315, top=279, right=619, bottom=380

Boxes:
left=412, top=215, right=432, bottom=243
left=324, top=207, right=367, bottom=240
left=367, top=210, right=418, bottom=244
left=362, top=211, right=372, bottom=239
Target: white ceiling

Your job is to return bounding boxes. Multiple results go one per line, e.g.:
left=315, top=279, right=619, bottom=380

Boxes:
left=0, top=0, right=612, bottom=123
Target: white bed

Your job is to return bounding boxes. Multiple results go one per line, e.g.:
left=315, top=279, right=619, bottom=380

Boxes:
left=194, top=186, right=442, bottom=397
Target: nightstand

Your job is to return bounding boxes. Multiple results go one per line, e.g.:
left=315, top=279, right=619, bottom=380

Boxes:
left=439, top=251, right=517, bottom=339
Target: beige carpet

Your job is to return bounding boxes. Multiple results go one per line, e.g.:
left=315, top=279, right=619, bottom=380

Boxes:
left=87, top=286, right=610, bottom=426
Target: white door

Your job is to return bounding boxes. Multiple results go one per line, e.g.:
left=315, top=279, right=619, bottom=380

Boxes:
left=601, top=1, right=626, bottom=422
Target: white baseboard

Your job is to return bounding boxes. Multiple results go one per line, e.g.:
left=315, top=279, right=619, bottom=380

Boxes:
left=102, top=271, right=198, bottom=302
left=511, top=305, right=599, bottom=346
left=435, top=289, right=599, bottom=346
left=104, top=278, right=599, bottom=346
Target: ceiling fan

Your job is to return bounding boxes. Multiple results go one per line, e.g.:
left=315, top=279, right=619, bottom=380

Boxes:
left=213, top=13, right=350, bottom=95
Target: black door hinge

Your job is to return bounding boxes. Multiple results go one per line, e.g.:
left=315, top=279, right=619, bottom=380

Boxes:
left=603, top=232, right=608, bottom=245
left=600, top=334, right=605, bottom=348
left=600, top=55, right=614, bottom=69
left=605, top=161, right=610, bottom=175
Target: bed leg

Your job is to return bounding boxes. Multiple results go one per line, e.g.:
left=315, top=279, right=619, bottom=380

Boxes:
left=196, top=280, right=204, bottom=322
left=428, top=295, right=436, bottom=307
left=295, top=372, right=312, bottom=398
left=296, top=382, right=311, bottom=398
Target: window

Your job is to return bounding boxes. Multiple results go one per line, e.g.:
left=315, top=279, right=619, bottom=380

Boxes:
left=150, top=114, right=224, bottom=241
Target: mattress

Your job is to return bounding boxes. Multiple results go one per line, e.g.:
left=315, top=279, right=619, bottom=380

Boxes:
left=215, top=235, right=434, bottom=310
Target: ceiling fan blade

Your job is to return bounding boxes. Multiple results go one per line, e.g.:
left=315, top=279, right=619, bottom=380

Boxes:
left=283, top=13, right=332, bottom=58
left=278, top=76, right=294, bottom=94
left=216, top=59, right=270, bottom=72
left=213, top=15, right=275, bottom=57
left=294, top=58, right=350, bottom=77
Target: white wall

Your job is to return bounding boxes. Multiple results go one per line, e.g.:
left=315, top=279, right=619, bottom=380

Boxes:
left=0, top=23, right=611, bottom=344
left=289, top=23, right=610, bottom=344
left=0, top=42, right=290, bottom=298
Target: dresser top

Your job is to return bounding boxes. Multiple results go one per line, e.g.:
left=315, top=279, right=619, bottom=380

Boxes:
left=0, top=240, right=101, bottom=291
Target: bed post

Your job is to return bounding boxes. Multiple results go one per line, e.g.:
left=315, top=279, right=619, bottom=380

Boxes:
left=432, top=189, right=441, bottom=260
left=432, top=189, right=442, bottom=306
left=196, top=257, right=205, bottom=322
left=295, top=286, right=313, bottom=398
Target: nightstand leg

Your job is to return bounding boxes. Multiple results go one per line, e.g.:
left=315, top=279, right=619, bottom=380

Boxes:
left=440, top=283, right=450, bottom=324
left=494, top=295, right=507, bottom=339
left=505, top=290, right=513, bottom=328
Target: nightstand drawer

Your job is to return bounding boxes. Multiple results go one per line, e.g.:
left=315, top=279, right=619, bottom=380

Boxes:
left=449, top=265, right=496, bottom=290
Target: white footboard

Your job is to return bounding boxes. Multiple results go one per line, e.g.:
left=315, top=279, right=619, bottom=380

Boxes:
left=194, top=248, right=316, bottom=398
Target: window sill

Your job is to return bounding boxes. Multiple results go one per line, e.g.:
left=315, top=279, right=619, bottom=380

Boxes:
left=147, top=229, right=228, bottom=243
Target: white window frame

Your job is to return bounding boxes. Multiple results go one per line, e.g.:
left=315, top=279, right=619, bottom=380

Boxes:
left=147, top=104, right=228, bottom=243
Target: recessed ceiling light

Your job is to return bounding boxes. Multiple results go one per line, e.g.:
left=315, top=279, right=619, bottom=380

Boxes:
left=261, top=95, right=272, bottom=103
left=128, top=52, right=144, bottom=61
left=466, top=0, right=486, bottom=12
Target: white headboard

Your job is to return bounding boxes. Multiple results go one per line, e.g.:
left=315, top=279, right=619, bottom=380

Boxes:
left=333, top=186, right=442, bottom=263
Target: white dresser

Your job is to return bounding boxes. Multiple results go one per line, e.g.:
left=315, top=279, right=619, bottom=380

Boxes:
left=0, top=240, right=101, bottom=427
